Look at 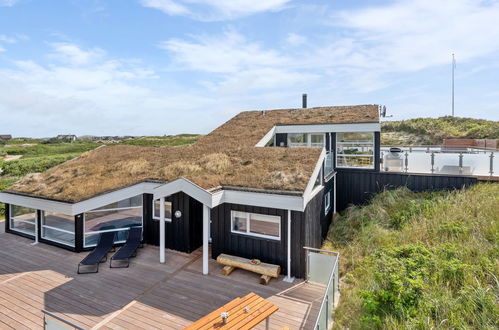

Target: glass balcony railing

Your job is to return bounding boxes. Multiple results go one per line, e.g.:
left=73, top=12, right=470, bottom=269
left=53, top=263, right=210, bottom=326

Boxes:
left=304, top=247, right=340, bottom=330
left=381, top=148, right=497, bottom=177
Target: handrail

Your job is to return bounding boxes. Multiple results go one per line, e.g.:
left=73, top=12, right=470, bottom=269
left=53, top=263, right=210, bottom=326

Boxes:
left=42, top=310, right=85, bottom=330
left=304, top=247, right=340, bottom=330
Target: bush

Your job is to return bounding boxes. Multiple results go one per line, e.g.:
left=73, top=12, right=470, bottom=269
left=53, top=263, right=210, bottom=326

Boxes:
left=382, top=116, right=499, bottom=145
left=324, top=184, right=499, bottom=329
left=1, top=153, right=80, bottom=176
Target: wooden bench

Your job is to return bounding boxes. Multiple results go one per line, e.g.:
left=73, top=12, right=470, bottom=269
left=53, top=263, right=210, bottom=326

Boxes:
left=184, top=292, right=278, bottom=329
left=216, top=254, right=281, bottom=285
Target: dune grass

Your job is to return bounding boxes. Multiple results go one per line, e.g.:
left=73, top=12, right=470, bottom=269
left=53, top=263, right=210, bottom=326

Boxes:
left=382, top=116, right=499, bottom=145
left=323, top=183, right=499, bottom=329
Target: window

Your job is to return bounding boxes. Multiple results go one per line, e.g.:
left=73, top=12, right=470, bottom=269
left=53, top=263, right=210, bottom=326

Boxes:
left=336, top=132, right=375, bottom=168
left=9, top=205, right=36, bottom=236
left=41, top=211, right=75, bottom=246
left=310, top=134, right=325, bottom=147
left=288, top=133, right=308, bottom=147
left=230, top=211, right=281, bottom=240
left=324, top=192, right=331, bottom=215
left=152, top=199, right=172, bottom=221
left=84, top=195, right=143, bottom=248
left=288, top=133, right=325, bottom=148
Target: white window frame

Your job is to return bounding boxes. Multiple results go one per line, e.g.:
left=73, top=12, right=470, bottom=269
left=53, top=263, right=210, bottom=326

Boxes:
left=9, top=204, right=37, bottom=236
left=336, top=132, right=375, bottom=169
left=230, top=211, right=281, bottom=241
left=288, top=133, right=325, bottom=148
left=152, top=199, right=172, bottom=222
left=41, top=211, right=75, bottom=247
left=83, top=196, right=143, bottom=248
left=324, top=191, right=331, bottom=215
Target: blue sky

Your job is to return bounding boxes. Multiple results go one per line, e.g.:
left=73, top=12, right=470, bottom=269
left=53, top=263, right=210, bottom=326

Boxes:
left=0, top=0, right=498, bottom=137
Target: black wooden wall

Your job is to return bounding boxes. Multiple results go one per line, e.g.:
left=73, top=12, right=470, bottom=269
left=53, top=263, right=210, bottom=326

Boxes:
left=275, top=133, right=287, bottom=147
left=143, top=192, right=203, bottom=253
left=210, top=203, right=289, bottom=273
left=336, top=169, right=478, bottom=211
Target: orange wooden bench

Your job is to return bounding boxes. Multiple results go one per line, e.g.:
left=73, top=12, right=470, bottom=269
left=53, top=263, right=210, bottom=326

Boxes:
left=184, top=292, right=279, bottom=330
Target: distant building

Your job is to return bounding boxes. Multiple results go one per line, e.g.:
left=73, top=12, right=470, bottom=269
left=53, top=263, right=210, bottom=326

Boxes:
left=56, top=135, right=77, bottom=142
left=0, top=135, right=12, bottom=141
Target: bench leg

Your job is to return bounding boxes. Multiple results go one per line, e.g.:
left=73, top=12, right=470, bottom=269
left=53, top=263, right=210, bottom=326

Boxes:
left=260, top=275, right=272, bottom=285
left=265, top=317, right=270, bottom=330
left=221, top=266, right=235, bottom=276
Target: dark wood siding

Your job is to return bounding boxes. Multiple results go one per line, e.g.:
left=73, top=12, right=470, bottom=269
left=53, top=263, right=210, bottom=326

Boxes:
left=4, top=203, right=10, bottom=232
left=75, top=214, right=84, bottom=252
left=211, top=203, right=294, bottom=276
left=275, top=133, right=287, bottom=147
left=336, top=169, right=478, bottom=211
left=374, top=132, right=381, bottom=172
left=143, top=192, right=203, bottom=253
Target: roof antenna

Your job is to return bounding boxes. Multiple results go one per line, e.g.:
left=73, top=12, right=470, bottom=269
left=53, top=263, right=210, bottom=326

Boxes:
left=302, top=93, right=307, bottom=108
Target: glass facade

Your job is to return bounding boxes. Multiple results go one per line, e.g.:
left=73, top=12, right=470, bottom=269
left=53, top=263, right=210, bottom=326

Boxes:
left=336, top=132, right=375, bottom=168
left=9, top=205, right=36, bottom=236
left=84, top=195, right=143, bottom=247
left=41, top=211, right=75, bottom=246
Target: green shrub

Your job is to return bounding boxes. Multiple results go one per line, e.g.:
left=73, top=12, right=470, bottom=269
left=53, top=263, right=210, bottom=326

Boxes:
left=382, top=116, right=499, bottom=145
left=1, top=153, right=79, bottom=176
left=324, top=184, right=499, bottom=329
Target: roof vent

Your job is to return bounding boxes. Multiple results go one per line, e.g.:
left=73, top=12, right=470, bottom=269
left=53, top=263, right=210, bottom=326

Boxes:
left=302, top=94, right=307, bottom=108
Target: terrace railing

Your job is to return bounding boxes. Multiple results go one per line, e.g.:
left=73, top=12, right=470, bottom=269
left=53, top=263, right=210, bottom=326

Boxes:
left=381, top=148, right=497, bottom=177
left=304, top=247, right=340, bottom=330
left=42, top=310, right=85, bottom=330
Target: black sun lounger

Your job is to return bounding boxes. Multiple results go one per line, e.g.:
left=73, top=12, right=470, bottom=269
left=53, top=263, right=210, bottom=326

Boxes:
left=109, top=227, right=143, bottom=268
left=77, top=231, right=115, bottom=274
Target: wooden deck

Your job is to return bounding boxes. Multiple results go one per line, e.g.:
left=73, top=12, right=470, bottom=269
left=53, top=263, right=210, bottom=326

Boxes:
left=0, top=224, right=325, bottom=329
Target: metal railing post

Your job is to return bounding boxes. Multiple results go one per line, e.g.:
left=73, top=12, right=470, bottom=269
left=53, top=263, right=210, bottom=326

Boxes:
left=459, top=152, right=463, bottom=174
left=430, top=152, right=435, bottom=173
left=490, top=152, right=494, bottom=177
left=404, top=152, right=409, bottom=172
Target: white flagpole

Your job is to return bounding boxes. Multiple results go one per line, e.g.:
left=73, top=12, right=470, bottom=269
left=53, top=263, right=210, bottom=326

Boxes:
left=452, top=53, right=456, bottom=117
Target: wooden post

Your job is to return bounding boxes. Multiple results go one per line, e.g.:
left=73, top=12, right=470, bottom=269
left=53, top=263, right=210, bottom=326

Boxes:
left=203, top=204, right=210, bottom=275
left=159, top=196, right=165, bottom=264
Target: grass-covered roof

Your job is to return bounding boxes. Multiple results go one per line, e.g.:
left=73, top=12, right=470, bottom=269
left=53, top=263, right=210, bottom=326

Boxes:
left=7, top=105, right=379, bottom=202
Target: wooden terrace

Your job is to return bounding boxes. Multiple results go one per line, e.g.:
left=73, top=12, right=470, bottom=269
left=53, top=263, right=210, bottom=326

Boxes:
left=0, top=224, right=325, bottom=329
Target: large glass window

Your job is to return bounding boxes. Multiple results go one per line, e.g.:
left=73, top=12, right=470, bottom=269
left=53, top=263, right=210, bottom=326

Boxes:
left=84, top=195, right=143, bottom=247
left=336, top=132, right=375, bottom=168
left=41, top=211, right=75, bottom=246
left=9, top=205, right=36, bottom=236
left=152, top=199, right=172, bottom=221
left=231, top=211, right=280, bottom=240
left=288, top=133, right=325, bottom=148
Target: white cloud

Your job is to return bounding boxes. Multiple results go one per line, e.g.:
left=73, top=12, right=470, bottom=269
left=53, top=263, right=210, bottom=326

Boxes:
left=161, top=30, right=317, bottom=92
left=161, top=30, right=287, bottom=73
left=0, top=0, right=19, bottom=6
left=0, top=45, right=5, bottom=52
left=48, top=42, right=106, bottom=66
left=140, top=0, right=291, bottom=20
left=0, top=35, right=17, bottom=43
left=285, top=33, right=306, bottom=47
left=332, top=0, right=499, bottom=71
left=0, top=43, right=222, bottom=137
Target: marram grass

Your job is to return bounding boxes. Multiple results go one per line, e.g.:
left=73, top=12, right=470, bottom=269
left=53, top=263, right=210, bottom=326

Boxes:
left=323, top=183, right=499, bottom=329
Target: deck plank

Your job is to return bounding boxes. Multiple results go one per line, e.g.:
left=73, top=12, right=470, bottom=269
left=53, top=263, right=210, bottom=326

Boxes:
left=0, top=226, right=325, bottom=329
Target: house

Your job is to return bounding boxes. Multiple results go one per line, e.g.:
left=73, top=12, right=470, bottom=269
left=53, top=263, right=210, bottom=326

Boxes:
left=56, top=134, right=77, bottom=142
left=0, top=134, right=12, bottom=141
left=0, top=104, right=381, bottom=279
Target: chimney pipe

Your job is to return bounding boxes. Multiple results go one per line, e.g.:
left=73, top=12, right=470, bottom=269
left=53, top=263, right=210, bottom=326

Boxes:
left=302, top=94, right=307, bottom=108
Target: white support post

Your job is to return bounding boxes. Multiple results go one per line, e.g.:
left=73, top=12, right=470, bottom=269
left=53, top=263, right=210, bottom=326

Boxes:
left=202, top=204, right=210, bottom=275
left=283, top=210, right=294, bottom=283
left=31, top=211, right=39, bottom=246
left=159, top=197, right=165, bottom=264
